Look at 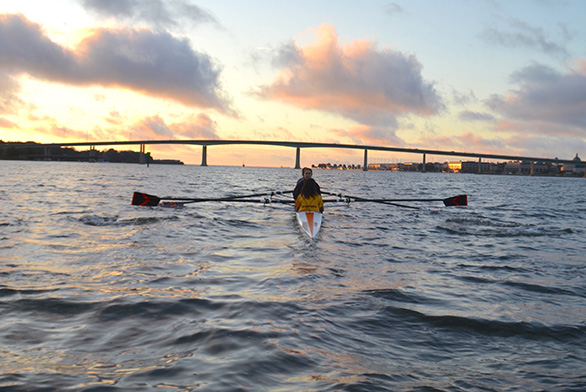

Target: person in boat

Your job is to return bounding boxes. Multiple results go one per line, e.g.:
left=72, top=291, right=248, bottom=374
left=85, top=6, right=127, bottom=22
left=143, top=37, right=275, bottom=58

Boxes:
left=293, top=167, right=321, bottom=201
left=295, top=178, right=324, bottom=213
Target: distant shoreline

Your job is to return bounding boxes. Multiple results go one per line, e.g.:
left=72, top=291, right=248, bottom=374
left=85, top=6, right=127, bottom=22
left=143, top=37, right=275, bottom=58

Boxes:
left=0, top=141, right=183, bottom=165
left=312, top=159, right=585, bottom=177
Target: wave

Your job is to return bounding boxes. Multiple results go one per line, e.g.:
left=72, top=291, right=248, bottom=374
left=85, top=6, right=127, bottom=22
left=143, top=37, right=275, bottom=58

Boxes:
left=381, top=306, right=586, bottom=343
left=437, top=216, right=573, bottom=237
left=0, top=287, right=56, bottom=298
left=452, top=275, right=585, bottom=298
left=212, top=217, right=261, bottom=229
left=5, top=297, right=99, bottom=316
left=364, top=288, right=444, bottom=306
left=97, top=298, right=222, bottom=322
left=74, top=215, right=177, bottom=226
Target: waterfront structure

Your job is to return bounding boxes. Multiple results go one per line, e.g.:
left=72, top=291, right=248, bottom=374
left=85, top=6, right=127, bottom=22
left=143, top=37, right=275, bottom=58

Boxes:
left=560, top=154, right=585, bottom=176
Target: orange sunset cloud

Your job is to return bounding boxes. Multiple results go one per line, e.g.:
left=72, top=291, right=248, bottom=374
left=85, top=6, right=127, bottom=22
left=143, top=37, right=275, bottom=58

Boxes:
left=258, top=25, right=442, bottom=121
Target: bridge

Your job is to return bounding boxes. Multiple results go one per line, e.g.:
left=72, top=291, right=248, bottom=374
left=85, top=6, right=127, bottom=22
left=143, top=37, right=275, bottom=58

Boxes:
left=1, top=139, right=581, bottom=171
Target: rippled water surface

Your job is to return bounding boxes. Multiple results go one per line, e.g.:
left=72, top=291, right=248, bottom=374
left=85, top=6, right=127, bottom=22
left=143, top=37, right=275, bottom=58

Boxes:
left=1, top=161, right=585, bottom=391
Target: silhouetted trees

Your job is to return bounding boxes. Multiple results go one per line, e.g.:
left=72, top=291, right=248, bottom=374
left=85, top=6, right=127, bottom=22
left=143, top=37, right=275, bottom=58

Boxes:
left=0, top=141, right=182, bottom=164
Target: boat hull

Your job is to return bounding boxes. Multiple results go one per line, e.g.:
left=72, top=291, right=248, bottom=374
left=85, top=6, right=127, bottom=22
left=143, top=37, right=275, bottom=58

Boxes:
left=296, top=211, right=322, bottom=239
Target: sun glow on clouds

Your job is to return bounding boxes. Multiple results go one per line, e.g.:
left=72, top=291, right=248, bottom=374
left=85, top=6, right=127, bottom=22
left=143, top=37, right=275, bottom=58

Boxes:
left=0, top=11, right=229, bottom=161
left=256, top=24, right=443, bottom=146
left=0, top=13, right=232, bottom=112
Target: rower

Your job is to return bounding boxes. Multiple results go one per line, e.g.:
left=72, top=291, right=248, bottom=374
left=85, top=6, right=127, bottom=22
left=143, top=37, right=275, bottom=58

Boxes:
left=295, top=178, right=324, bottom=213
left=293, top=167, right=321, bottom=201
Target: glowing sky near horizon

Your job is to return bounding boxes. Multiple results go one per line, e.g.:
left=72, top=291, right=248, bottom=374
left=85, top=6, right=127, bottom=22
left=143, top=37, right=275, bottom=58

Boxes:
left=1, top=0, right=585, bottom=166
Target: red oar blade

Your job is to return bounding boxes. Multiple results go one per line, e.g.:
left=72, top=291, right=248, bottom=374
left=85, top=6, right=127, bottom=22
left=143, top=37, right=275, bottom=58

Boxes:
left=443, top=194, right=467, bottom=207
left=132, top=192, right=161, bottom=206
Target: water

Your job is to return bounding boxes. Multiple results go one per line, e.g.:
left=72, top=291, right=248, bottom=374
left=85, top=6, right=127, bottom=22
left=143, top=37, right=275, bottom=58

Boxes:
left=1, top=160, right=585, bottom=391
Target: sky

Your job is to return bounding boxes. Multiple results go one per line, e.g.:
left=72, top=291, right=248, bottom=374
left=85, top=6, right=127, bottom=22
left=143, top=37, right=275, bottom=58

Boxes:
left=1, top=0, right=585, bottom=167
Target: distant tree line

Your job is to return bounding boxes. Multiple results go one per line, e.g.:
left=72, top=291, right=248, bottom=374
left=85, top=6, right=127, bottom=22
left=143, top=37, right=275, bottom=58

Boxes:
left=0, top=141, right=183, bottom=164
left=314, top=163, right=362, bottom=170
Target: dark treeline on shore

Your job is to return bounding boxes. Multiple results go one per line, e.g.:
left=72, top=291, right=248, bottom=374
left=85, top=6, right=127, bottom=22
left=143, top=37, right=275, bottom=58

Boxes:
left=0, top=141, right=183, bottom=164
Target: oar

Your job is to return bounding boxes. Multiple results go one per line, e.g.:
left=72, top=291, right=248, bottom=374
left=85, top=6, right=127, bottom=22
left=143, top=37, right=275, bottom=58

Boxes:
left=321, top=191, right=467, bottom=208
left=132, top=190, right=293, bottom=207
left=158, top=199, right=296, bottom=207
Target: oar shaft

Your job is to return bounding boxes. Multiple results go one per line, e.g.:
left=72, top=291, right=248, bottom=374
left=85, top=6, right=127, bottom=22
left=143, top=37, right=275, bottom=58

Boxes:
left=322, top=191, right=441, bottom=202
left=160, top=190, right=294, bottom=203
left=181, top=198, right=294, bottom=205
left=348, top=198, right=443, bottom=202
left=321, top=191, right=467, bottom=207
left=132, top=190, right=295, bottom=206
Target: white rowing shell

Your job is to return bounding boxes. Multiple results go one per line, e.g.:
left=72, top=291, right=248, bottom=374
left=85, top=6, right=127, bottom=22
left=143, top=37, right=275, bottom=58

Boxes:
left=296, top=211, right=323, bottom=239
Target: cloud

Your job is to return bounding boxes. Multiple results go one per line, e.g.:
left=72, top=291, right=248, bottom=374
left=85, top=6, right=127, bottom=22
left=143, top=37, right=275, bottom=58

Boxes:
left=480, top=18, right=570, bottom=59
left=103, top=110, right=124, bottom=125
left=133, top=113, right=219, bottom=139
left=330, top=125, right=403, bottom=145
left=135, top=115, right=175, bottom=138
left=255, top=24, right=443, bottom=144
left=457, top=131, right=505, bottom=149
left=473, top=61, right=586, bottom=158
left=270, top=40, right=303, bottom=69
left=82, top=0, right=219, bottom=30
left=384, top=3, right=406, bottom=16
left=0, top=15, right=77, bottom=79
left=458, top=110, right=497, bottom=122
left=0, top=117, right=19, bottom=128
left=32, top=124, right=89, bottom=140
left=451, top=89, right=477, bottom=106
left=0, top=13, right=233, bottom=113
left=170, top=113, right=219, bottom=139
left=422, top=131, right=506, bottom=155
left=505, top=133, right=586, bottom=157
left=0, top=72, right=24, bottom=114
left=486, top=62, right=586, bottom=130
left=577, top=58, right=586, bottom=75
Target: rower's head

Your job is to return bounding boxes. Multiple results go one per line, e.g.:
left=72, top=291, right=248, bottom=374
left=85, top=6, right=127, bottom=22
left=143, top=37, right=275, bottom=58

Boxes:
left=301, top=178, right=319, bottom=197
left=302, top=167, right=313, bottom=180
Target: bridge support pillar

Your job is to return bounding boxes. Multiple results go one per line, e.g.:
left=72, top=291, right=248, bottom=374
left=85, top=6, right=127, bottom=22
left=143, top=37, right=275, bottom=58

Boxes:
left=139, top=144, right=145, bottom=164
left=478, top=157, right=482, bottom=174
left=201, top=145, right=208, bottom=166
left=530, top=161, right=534, bottom=176
left=295, top=147, right=301, bottom=169
left=422, top=153, right=426, bottom=172
left=44, top=146, right=49, bottom=160
left=363, top=149, right=368, bottom=171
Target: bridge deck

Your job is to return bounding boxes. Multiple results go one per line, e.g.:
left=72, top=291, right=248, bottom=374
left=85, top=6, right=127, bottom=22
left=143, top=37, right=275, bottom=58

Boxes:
left=1, top=139, right=580, bottom=166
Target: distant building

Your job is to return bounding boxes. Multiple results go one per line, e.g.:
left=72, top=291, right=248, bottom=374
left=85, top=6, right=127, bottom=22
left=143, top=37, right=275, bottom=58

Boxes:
left=367, top=163, right=398, bottom=170
left=462, top=161, right=494, bottom=173
left=561, top=154, right=584, bottom=175
left=504, top=161, right=554, bottom=175
left=447, top=161, right=491, bottom=173
left=446, top=161, right=462, bottom=172
left=398, top=162, right=420, bottom=172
